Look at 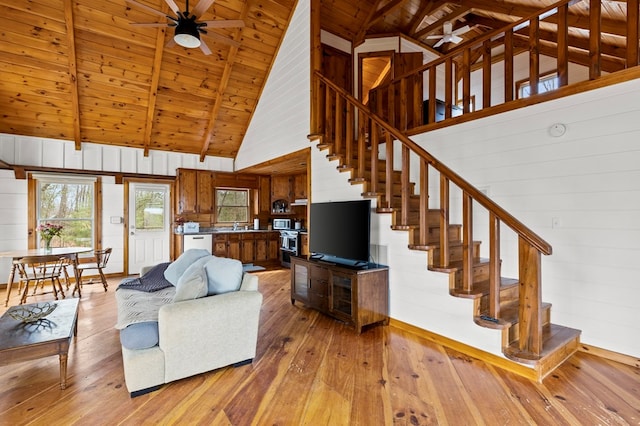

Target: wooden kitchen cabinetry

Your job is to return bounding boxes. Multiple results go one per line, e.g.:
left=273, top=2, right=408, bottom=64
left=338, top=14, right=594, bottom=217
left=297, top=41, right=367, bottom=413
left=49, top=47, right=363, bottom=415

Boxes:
left=258, top=176, right=271, bottom=216
left=290, top=256, right=389, bottom=333
left=213, top=231, right=280, bottom=264
left=176, top=169, right=214, bottom=214
left=293, top=173, right=307, bottom=200
left=271, top=175, right=292, bottom=203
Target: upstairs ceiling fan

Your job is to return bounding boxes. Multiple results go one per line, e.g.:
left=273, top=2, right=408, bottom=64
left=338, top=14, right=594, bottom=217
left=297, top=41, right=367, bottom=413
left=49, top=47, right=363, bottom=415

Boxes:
left=125, top=0, right=244, bottom=55
left=426, top=21, right=471, bottom=48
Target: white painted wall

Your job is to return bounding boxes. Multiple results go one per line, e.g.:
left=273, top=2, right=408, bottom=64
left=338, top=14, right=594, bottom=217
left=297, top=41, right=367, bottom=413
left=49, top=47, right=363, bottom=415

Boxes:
left=234, top=0, right=311, bottom=170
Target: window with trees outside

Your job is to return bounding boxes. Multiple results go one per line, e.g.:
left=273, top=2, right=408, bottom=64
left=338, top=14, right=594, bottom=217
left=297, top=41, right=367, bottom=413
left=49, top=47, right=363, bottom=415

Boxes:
left=216, top=188, right=249, bottom=223
left=516, top=72, right=559, bottom=99
left=134, top=187, right=166, bottom=230
left=37, top=176, right=95, bottom=249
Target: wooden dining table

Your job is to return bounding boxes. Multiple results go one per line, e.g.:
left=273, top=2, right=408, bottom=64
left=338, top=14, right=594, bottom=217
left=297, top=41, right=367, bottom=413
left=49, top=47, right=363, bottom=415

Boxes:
left=1, top=247, right=93, bottom=306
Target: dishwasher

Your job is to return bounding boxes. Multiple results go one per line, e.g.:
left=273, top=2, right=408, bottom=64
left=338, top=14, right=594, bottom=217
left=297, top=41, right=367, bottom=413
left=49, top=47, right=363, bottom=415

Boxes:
left=183, top=234, right=212, bottom=254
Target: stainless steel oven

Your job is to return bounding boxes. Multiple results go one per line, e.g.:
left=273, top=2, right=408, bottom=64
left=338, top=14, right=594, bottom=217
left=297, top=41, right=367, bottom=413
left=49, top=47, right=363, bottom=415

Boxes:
left=280, top=230, right=299, bottom=267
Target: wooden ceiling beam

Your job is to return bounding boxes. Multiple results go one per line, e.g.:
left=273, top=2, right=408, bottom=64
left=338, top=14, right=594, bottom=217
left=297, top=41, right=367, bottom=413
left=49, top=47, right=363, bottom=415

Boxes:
left=199, top=4, right=250, bottom=161
left=63, top=0, right=81, bottom=151
left=465, top=14, right=627, bottom=61
left=142, top=4, right=169, bottom=157
left=413, top=5, right=471, bottom=39
left=406, top=0, right=451, bottom=34
left=354, top=0, right=389, bottom=45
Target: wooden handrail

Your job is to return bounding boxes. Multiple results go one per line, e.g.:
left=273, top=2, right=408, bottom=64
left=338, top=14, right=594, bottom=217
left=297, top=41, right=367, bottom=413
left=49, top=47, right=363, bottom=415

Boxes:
left=315, top=71, right=553, bottom=255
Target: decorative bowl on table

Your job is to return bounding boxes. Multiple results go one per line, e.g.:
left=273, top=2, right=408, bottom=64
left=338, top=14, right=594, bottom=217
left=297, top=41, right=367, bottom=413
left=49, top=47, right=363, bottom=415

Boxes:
left=8, top=302, right=57, bottom=323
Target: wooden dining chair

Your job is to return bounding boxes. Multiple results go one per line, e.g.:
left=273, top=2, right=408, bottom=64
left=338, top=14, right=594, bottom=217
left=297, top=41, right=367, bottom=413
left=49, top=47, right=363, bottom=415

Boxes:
left=76, top=247, right=112, bottom=294
left=15, top=255, right=66, bottom=304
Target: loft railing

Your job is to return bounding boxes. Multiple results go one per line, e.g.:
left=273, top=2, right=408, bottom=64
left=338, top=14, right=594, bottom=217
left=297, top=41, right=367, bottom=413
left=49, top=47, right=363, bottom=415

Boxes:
left=312, top=71, right=553, bottom=358
left=369, top=0, right=640, bottom=134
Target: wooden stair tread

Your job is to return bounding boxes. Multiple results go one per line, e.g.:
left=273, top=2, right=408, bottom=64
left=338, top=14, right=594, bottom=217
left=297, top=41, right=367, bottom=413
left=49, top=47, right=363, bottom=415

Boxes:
left=474, top=301, right=552, bottom=329
left=450, top=276, right=519, bottom=299
left=504, top=324, right=581, bottom=364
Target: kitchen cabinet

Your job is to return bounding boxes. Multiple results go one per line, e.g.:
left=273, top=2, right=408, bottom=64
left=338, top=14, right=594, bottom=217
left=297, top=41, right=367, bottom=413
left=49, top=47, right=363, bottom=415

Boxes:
left=241, top=232, right=255, bottom=263
left=176, top=169, right=214, bottom=214
left=271, top=175, right=292, bottom=207
left=212, top=231, right=280, bottom=264
left=290, top=256, right=389, bottom=333
left=228, top=233, right=241, bottom=260
left=258, top=176, right=271, bottom=216
left=293, top=173, right=307, bottom=200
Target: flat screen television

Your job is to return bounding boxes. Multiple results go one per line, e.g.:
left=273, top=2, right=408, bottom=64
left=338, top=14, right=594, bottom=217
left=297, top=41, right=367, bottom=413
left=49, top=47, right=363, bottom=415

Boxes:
left=309, top=199, right=371, bottom=267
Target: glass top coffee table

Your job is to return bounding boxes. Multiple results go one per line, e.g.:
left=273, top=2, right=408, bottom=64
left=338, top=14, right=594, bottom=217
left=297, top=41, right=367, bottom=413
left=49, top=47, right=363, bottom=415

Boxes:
left=0, top=298, right=79, bottom=389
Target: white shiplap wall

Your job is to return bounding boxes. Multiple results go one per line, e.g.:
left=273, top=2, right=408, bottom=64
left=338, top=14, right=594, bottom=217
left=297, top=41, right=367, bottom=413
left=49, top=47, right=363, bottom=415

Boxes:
left=234, top=0, right=311, bottom=170
left=411, top=78, right=640, bottom=358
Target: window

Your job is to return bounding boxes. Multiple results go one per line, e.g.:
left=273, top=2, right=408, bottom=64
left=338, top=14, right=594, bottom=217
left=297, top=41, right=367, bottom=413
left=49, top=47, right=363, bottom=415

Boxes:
left=36, top=176, right=95, bottom=248
left=216, top=188, right=249, bottom=223
left=516, top=72, right=559, bottom=99
left=134, top=187, right=166, bottom=231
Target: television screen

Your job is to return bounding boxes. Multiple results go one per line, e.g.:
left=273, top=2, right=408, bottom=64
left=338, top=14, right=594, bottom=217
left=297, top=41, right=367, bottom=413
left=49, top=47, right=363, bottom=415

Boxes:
left=309, top=200, right=371, bottom=265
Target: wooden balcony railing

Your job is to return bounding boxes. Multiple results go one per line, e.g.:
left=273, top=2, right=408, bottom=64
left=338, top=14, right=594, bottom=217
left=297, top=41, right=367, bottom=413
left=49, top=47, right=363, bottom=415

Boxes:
left=312, top=71, right=553, bottom=359
left=369, top=0, right=640, bottom=134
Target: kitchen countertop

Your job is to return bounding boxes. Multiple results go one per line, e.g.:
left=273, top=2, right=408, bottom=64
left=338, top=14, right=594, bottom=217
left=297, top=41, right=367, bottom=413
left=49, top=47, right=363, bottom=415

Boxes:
left=178, top=228, right=280, bottom=235
left=178, top=228, right=307, bottom=235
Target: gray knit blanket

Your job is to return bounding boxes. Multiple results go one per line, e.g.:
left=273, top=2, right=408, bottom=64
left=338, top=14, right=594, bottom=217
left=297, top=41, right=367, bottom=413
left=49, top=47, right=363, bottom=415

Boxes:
left=115, top=263, right=176, bottom=330
left=117, top=262, right=173, bottom=292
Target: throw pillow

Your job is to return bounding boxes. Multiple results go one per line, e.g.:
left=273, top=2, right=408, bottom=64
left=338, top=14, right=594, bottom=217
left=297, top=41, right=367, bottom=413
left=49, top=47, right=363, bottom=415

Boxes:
left=164, top=248, right=210, bottom=286
left=120, top=321, right=159, bottom=350
left=172, top=256, right=210, bottom=302
left=204, top=256, right=243, bottom=295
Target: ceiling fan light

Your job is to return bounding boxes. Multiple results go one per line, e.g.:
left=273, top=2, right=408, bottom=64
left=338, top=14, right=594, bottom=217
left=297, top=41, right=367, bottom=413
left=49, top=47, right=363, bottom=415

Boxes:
left=174, top=22, right=201, bottom=48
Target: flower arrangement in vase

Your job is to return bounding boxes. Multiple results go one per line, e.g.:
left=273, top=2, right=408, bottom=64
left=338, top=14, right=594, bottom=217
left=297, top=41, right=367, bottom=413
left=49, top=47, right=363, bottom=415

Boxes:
left=37, top=222, right=64, bottom=252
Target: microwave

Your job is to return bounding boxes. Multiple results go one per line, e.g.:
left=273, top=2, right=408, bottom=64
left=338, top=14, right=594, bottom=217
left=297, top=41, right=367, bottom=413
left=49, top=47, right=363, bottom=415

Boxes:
left=273, top=218, right=291, bottom=230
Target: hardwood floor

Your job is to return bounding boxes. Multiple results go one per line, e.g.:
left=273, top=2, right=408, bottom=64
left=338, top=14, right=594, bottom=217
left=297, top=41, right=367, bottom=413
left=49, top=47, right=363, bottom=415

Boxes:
left=0, top=269, right=638, bottom=425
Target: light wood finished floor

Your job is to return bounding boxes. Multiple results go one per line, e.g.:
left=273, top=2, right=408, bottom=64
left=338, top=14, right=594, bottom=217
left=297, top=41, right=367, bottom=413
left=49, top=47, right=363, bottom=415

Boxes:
left=0, top=270, right=638, bottom=425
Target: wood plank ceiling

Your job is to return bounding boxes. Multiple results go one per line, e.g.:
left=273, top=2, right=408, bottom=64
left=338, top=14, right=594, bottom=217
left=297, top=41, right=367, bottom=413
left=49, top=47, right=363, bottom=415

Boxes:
left=0, top=0, right=633, bottom=170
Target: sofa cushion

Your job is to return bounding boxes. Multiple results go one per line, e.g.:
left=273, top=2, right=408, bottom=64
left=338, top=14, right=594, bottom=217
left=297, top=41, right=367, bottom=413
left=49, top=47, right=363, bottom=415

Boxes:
left=164, top=248, right=210, bottom=286
left=204, top=256, right=243, bottom=295
left=173, top=257, right=210, bottom=302
left=120, top=321, right=159, bottom=350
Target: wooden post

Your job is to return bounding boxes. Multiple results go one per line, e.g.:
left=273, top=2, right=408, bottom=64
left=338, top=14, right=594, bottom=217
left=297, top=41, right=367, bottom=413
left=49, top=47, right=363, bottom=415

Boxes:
left=518, top=238, right=542, bottom=356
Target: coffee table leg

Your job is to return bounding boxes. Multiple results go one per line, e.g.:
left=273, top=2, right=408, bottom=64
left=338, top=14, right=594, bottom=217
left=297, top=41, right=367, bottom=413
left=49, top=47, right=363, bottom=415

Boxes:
left=59, top=353, right=68, bottom=390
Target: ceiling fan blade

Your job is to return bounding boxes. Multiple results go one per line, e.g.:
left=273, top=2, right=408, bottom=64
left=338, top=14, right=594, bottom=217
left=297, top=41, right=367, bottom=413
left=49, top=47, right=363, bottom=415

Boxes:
left=433, top=38, right=445, bottom=48
left=199, top=19, right=245, bottom=29
left=163, top=0, right=181, bottom=15
left=452, top=25, right=471, bottom=36
left=451, top=34, right=463, bottom=44
left=191, top=0, right=216, bottom=18
left=131, top=22, right=169, bottom=27
left=125, top=0, right=167, bottom=18
left=201, top=31, right=241, bottom=48
left=426, top=35, right=443, bottom=40
left=199, top=39, right=212, bottom=55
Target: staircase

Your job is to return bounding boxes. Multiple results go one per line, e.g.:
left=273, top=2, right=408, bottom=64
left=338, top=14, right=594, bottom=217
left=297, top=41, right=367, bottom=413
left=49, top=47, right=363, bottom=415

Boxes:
left=310, top=72, right=581, bottom=381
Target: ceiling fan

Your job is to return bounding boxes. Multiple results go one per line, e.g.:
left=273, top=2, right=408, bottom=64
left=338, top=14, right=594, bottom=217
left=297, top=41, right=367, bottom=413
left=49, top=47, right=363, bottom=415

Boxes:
left=125, top=0, right=244, bottom=55
left=427, top=21, right=471, bottom=48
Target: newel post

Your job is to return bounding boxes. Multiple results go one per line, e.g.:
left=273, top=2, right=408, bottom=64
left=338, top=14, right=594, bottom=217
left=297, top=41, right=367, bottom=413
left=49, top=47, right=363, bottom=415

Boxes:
left=518, top=237, right=542, bottom=355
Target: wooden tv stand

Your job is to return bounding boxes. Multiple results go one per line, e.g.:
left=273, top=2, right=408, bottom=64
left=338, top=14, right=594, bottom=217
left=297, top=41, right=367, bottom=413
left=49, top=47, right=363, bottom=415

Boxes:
left=290, top=256, right=389, bottom=333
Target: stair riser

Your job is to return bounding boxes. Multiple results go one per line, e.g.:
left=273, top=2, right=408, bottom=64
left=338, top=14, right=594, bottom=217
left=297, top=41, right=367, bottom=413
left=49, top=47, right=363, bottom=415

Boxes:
left=505, top=307, right=552, bottom=345
left=409, top=225, right=462, bottom=245
left=430, top=242, right=481, bottom=265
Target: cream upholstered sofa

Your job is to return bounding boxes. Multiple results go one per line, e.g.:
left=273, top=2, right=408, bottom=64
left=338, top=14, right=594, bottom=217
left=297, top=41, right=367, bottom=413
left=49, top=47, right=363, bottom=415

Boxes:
left=115, top=250, right=263, bottom=397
